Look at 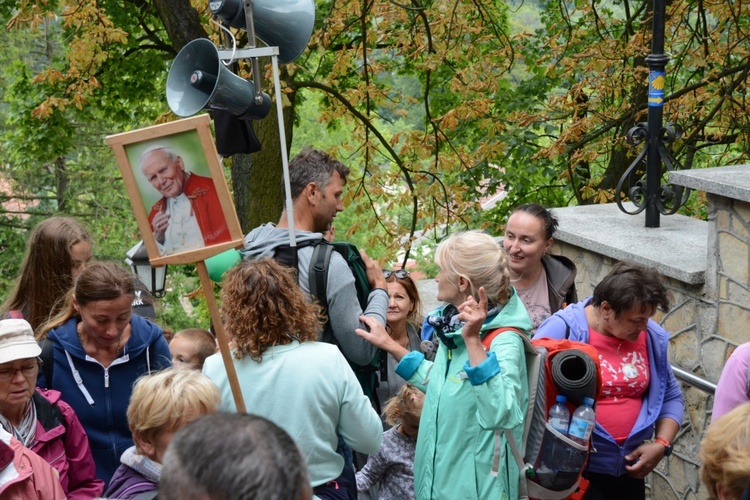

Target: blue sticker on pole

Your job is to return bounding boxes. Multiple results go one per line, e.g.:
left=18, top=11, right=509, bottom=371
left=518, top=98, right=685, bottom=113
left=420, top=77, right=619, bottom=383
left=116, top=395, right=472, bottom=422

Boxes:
left=648, top=70, right=665, bottom=107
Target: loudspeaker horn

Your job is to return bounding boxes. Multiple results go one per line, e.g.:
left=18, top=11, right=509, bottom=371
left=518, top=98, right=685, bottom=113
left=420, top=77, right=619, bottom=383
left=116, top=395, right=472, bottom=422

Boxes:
left=166, top=38, right=272, bottom=119
left=208, top=0, right=315, bottom=64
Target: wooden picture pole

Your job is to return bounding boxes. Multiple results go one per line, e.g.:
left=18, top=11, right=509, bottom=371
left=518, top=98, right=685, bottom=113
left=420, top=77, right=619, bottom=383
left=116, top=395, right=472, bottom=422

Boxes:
left=195, top=260, right=246, bottom=413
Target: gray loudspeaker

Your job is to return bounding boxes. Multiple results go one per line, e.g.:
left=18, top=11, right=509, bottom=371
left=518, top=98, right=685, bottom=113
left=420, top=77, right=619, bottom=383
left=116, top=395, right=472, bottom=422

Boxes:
left=166, top=38, right=272, bottom=119
left=208, top=0, right=315, bottom=64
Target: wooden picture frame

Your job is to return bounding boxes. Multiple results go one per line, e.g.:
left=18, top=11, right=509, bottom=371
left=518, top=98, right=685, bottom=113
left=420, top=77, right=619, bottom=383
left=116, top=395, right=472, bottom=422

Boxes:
left=107, top=114, right=244, bottom=266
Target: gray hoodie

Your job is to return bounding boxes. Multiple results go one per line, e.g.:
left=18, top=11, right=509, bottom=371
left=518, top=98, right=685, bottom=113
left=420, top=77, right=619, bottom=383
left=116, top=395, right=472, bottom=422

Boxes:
left=241, top=223, right=388, bottom=366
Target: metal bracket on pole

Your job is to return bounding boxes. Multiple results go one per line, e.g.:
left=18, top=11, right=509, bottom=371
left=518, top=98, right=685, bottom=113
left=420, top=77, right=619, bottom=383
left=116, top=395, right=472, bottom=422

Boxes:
left=242, top=0, right=265, bottom=107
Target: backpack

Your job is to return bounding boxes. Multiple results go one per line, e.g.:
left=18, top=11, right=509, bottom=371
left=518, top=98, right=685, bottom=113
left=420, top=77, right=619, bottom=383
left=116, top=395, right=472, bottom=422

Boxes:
left=481, top=328, right=602, bottom=500
left=274, top=239, right=383, bottom=398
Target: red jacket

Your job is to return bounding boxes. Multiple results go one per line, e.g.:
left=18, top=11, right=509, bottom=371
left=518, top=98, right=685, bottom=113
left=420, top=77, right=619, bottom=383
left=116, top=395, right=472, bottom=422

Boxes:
left=0, top=428, right=65, bottom=499
left=31, top=389, right=104, bottom=499
left=147, top=172, right=231, bottom=246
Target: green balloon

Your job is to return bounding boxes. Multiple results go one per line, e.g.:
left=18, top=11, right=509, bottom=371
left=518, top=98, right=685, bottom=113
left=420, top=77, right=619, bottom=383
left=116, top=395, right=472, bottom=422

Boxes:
left=205, top=249, right=241, bottom=282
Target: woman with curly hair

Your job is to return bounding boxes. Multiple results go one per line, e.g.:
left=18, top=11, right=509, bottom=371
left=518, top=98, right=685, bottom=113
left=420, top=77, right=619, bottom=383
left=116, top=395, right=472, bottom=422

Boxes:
left=202, top=258, right=382, bottom=500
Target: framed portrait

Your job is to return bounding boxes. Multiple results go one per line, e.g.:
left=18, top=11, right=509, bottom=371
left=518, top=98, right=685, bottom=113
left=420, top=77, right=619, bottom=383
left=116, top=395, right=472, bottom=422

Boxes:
left=107, top=114, right=244, bottom=267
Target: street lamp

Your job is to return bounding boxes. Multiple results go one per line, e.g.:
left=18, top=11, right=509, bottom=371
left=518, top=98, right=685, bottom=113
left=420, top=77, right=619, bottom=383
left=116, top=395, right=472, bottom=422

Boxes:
left=615, top=0, right=690, bottom=227
left=125, top=240, right=168, bottom=298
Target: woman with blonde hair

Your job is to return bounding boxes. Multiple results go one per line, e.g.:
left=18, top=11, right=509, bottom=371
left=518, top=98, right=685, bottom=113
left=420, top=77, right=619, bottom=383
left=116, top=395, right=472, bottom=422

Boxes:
left=356, top=230, right=533, bottom=499
left=2, top=217, right=92, bottom=330
left=104, top=369, right=221, bottom=499
left=202, top=258, right=381, bottom=500
left=36, top=261, right=172, bottom=486
left=700, top=403, right=750, bottom=500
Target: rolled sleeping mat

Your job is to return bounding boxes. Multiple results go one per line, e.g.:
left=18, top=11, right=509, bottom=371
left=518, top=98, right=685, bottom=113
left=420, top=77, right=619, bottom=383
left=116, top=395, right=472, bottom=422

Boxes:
left=550, top=349, right=598, bottom=407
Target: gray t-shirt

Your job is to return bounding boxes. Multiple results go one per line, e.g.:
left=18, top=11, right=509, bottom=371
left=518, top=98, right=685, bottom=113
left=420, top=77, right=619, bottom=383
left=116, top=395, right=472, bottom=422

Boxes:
left=516, top=266, right=551, bottom=333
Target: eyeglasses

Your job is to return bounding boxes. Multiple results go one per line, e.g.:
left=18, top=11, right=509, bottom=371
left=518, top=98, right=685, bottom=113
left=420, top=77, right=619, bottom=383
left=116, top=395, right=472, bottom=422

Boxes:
left=383, top=270, right=410, bottom=279
left=0, top=359, right=41, bottom=383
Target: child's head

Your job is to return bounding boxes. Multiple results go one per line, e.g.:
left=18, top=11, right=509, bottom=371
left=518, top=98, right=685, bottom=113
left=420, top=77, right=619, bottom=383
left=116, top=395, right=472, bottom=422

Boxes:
left=128, top=369, right=221, bottom=463
left=383, top=383, right=424, bottom=438
left=169, top=328, right=217, bottom=370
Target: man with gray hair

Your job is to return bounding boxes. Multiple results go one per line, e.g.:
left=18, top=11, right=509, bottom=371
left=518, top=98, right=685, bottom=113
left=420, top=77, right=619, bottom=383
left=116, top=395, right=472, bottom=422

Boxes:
left=141, top=146, right=230, bottom=255
left=241, top=147, right=388, bottom=367
left=159, top=414, right=312, bottom=500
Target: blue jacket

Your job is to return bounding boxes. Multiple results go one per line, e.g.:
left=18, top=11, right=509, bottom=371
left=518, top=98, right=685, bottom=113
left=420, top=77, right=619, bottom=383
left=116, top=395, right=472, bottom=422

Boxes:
left=533, top=299, right=684, bottom=476
left=37, top=315, right=171, bottom=486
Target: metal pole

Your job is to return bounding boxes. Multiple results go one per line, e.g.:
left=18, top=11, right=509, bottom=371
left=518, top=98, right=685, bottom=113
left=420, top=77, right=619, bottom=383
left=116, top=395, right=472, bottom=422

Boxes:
left=271, top=54, right=296, bottom=247
left=672, top=365, right=716, bottom=395
left=644, top=0, right=669, bottom=227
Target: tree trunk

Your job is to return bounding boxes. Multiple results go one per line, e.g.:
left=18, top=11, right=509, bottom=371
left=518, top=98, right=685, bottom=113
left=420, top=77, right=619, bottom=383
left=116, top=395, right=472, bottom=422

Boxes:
left=599, top=78, right=648, bottom=193
left=151, top=0, right=206, bottom=52
left=55, top=155, right=68, bottom=212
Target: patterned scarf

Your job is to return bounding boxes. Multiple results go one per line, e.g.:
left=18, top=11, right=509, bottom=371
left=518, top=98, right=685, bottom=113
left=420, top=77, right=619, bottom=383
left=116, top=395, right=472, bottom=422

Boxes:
left=0, top=398, right=37, bottom=447
left=121, top=446, right=162, bottom=482
left=426, top=302, right=502, bottom=350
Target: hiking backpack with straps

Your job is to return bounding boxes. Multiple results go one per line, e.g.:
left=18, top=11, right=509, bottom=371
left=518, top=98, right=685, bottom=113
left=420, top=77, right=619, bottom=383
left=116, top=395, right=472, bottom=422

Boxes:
left=481, top=328, right=602, bottom=500
left=273, top=239, right=383, bottom=398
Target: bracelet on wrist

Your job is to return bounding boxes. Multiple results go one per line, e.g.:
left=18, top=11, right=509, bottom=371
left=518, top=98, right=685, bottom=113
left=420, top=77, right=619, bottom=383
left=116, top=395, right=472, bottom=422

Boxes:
left=653, top=437, right=673, bottom=457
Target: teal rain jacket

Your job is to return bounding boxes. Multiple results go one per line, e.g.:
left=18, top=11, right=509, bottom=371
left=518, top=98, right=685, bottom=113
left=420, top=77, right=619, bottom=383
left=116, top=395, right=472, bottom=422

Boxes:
left=396, top=290, right=532, bottom=500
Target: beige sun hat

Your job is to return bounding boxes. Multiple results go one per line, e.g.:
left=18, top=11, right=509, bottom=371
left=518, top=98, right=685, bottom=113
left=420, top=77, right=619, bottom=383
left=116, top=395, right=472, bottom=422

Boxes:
left=0, top=319, right=42, bottom=364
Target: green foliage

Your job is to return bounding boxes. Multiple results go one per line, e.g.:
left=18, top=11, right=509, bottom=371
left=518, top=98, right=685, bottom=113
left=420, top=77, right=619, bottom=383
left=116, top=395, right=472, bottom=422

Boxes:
left=154, top=266, right=213, bottom=333
left=5, top=0, right=750, bottom=324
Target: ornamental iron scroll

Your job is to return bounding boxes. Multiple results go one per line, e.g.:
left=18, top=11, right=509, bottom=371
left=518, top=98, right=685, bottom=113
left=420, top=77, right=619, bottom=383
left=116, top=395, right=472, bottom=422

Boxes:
left=615, top=122, right=691, bottom=217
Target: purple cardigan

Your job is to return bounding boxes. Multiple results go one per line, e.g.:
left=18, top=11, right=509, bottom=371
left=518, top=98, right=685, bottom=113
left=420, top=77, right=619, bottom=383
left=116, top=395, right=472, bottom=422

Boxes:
left=533, top=299, right=684, bottom=477
left=104, top=463, right=158, bottom=499
left=31, top=389, right=104, bottom=499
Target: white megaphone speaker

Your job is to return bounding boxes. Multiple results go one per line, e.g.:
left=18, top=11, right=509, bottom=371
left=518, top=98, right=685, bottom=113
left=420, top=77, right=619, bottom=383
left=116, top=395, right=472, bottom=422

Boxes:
left=166, top=38, right=272, bottom=119
left=208, top=0, right=315, bottom=64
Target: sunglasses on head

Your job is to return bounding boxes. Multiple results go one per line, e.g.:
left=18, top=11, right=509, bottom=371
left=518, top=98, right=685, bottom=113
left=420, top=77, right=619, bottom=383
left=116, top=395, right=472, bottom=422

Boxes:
left=383, top=269, right=410, bottom=279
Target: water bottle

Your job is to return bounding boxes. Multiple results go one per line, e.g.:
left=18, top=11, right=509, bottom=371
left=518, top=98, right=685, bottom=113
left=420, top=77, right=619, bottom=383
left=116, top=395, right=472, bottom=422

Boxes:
left=547, top=395, right=570, bottom=434
left=567, top=397, right=596, bottom=446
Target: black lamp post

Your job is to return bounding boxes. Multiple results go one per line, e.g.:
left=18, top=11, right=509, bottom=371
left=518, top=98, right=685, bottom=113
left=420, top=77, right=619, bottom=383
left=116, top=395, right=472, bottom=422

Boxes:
left=124, top=241, right=167, bottom=298
left=615, top=0, right=689, bottom=226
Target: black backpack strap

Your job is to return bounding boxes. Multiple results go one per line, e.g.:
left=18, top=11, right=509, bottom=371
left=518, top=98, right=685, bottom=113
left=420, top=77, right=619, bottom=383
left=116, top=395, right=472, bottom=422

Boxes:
left=38, top=339, right=54, bottom=387
left=32, top=391, right=67, bottom=431
left=555, top=316, right=573, bottom=340
left=309, top=243, right=335, bottom=343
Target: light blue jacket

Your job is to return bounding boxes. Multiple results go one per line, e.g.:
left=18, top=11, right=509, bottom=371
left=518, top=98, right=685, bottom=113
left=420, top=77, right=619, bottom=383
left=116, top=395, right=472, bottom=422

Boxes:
left=203, top=341, right=382, bottom=488
left=397, top=291, right=532, bottom=500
